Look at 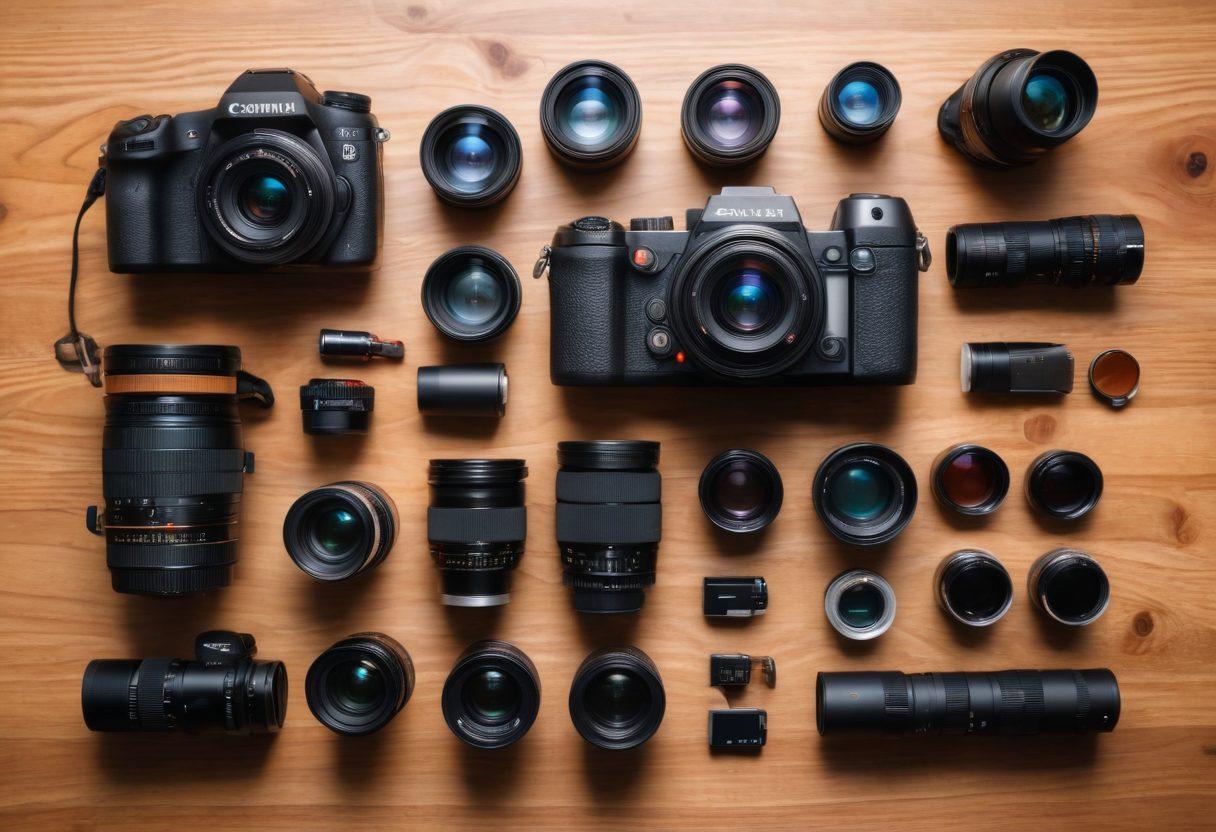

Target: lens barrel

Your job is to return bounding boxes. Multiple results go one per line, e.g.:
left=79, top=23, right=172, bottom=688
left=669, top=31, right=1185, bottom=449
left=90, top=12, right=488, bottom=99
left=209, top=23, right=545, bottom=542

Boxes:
left=569, top=646, right=666, bottom=750
left=698, top=449, right=783, bottom=533
left=556, top=440, right=661, bottom=614
left=540, top=60, right=642, bottom=170
left=300, top=378, right=374, bottom=435
left=417, top=363, right=508, bottom=417
left=1028, top=548, right=1111, bottom=626
left=420, top=105, right=522, bottom=208
left=962, top=343, right=1075, bottom=395
left=306, top=632, right=414, bottom=736
left=422, top=246, right=521, bottom=342
left=427, top=459, right=528, bottom=607
left=813, top=443, right=917, bottom=546
left=818, top=62, right=901, bottom=143
left=1025, top=449, right=1103, bottom=520
left=283, top=481, right=398, bottom=581
left=681, top=64, right=780, bottom=166
left=934, top=549, right=1013, bottom=627
left=947, top=215, right=1144, bottom=288
left=442, top=640, right=541, bottom=749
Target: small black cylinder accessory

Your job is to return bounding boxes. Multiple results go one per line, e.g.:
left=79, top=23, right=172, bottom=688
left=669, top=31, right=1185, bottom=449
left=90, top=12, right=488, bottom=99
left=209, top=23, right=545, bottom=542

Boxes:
left=931, top=444, right=1010, bottom=516
left=305, top=632, right=414, bottom=736
left=420, top=105, right=522, bottom=208
left=442, top=640, right=541, bottom=749
left=568, top=646, right=665, bottom=750
left=681, top=64, right=780, bottom=166
left=283, top=482, right=398, bottom=581
left=698, top=449, right=783, bottom=533
left=823, top=570, right=896, bottom=640
left=817, top=668, right=1120, bottom=736
left=422, top=246, right=521, bottom=342
left=540, top=60, right=642, bottom=170
left=818, top=61, right=901, bottom=143
left=934, top=549, right=1013, bottom=627
left=812, top=443, right=917, bottom=547
left=318, top=328, right=404, bottom=360
left=1025, top=449, right=1103, bottom=520
left=703, top=576, right=768, bottom=618
left=1028, top=548, right=1111, bottom=626
left=962, top=342, right=1074, bottom=394
left=417, top=363, right=507, bottom=417
left=299, top=378, right=374, bottom=435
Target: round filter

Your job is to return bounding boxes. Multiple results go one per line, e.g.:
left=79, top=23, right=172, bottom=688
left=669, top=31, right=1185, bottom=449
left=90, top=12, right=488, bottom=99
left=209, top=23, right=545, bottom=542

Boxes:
left=1088, top=349, right=1140, bottom=408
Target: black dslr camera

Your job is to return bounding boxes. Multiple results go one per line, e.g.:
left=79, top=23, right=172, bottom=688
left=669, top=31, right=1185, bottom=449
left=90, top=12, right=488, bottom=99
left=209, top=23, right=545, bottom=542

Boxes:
left=103, top=68, right=386, bottom=272
left=539, top=187, right=929, bottom=386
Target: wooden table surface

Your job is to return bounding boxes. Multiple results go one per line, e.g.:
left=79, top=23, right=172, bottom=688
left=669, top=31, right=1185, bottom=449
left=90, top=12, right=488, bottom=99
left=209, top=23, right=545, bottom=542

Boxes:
left=2, top=0, right=1215, bottom=828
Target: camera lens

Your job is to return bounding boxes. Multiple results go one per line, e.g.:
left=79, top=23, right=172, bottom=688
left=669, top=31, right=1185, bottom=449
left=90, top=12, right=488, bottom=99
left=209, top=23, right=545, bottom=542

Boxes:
left=428, top=459, right=528, bottom=606
left=420, top=105, right=522, bottom=208
left=556, top=440, right=661, bottom=614
left=541, top=60, right=641, bottom=170
left=935, top=549, right=1013, bottom=627
left=681, top=64, right=780, bottom=166
left=1026, top=449, right=1103, bottom=520
left=824, top=569, right=896, bottom=640
left=715, top=264, right=779, bottom=333
left=300, top=378, right=374, bottom=435
left=417, top=363, right=508, bottom=417
left=1029, top=548, right=1111, bottom=626
left=931, top=444, right=1009, bottom=516
left=818, top=62, right=901, bottom=143
left=569, top=646, right=665, bottom=750
left=442, top=640, right=540, bottom=749
left=306, top=632, right=414, bottom=736
left=698, top=449, right=782, bottom=534
left=283, top=481, right=397, bottom=581
left=813, top=443, right=916, bottom=546
left=422, top=246, right=521, bottom=342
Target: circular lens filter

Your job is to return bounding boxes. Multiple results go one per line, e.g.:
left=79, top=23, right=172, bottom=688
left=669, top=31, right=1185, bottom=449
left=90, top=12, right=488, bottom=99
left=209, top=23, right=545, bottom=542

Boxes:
left=1089, top=349, right=1140, bottom=408
left=824, top=569, right=896, bottom=640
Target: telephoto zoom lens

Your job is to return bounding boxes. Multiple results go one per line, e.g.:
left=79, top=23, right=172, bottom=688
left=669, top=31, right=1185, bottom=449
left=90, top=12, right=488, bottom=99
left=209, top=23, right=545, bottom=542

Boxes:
left=89, top=344, right=272, bottom=595
left=1028, top=548, right=1111, bottom=626
left=681, top=64, right=780, bottom=166
left=813, top=443, right=917, bottom=546
left=283, top=482, right=398, bottom=581
left=82, top=631, right=286, bottom=733
left=569, top=646, right=666, bottom=750
left=947, top=215, right=1144, bottom=288
left=306, top=632, right=414, bottom=736
left=422, top=246, right=521, bottom=342
left=818, top=61, right=901, bottom=143
left=420, top=105, right=522, bottom=208
left=817, top=668, right=1120, bottom=736
left=442, top=640, right=541, bottom=749
left=556, top=440, right=662, bottom=613
left=540, top=60, right=642, bottom=171
left=698, top=449, right=783, bottom=533
left=428, top=459, right=528, bottom=607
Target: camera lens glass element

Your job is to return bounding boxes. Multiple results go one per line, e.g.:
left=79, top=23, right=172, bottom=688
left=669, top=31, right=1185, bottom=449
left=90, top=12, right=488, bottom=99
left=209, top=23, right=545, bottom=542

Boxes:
left=814, top=444, right=917, bottom=546
left=714, top=263, right=779, bottom=333
left=420, top=105, right=522, bottom=207
left=306, top=632, right=414, bottom=736
left=700, top=80, right=762, bottom=147
left=283, top=481, right=398, bottom=581
left=1022, top=71, right=1072, bottom=132
left=1029, top=548, right=1111, bottom=625
left=239, top=174, right=292, bottom=224
left=422, top=246, right=521, bottom=342
left=442, top=640, right=540, bottom=749
left=681, top=65, right=780, bottom=166
left=824, top=570, right=896, bottom=640
left=935, top=549, right=1013, bottom=627
left=932, top=444, right=1010, bottom=516
left=819, top=62, right=902, bottom=143
left=1026, top=450, right=1103, bottom=520
left=541, top=61, right=641, bottom=170
left=1089, top=349, right=1141, bottom=408
left=569, top=646, right=665, bottom=750
left=838, top=82, right=880, bottom=125
left=698, top=449, right=783, bottom=534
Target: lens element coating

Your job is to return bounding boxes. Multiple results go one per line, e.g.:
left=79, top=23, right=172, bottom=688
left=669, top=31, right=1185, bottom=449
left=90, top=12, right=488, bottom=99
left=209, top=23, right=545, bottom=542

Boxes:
left=698, top=449, right=783, bottom=533
left=837, top=81, right=882, bottom=125
left=828, top=461, right=894, bottom=521
left=932, top=444, right=1010, bottom=516
left=1022, top=72, right=1071, bottom=132
left=814, top=444, right=917, bottom=546
left=838, top=582, right=885, bottom=627
left=1089, top=349, right=1140, bottom=408
left=824, top=570, right=897, bottom=640
left=239, top=174, right=291, bottom=223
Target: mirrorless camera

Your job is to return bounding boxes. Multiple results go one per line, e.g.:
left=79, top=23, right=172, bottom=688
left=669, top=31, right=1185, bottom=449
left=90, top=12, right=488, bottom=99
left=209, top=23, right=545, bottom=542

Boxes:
left=103, top=68, right=386, bottom=272
left=540, top=187, right=928, bottom=385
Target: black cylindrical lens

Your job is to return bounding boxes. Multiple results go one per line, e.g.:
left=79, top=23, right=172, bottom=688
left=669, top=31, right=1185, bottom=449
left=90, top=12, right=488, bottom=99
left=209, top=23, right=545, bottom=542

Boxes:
left=937, top=48, right=1098, bottom=167
left=931, top=444, right=1009, bottom=516
left=818, top=61, right=901, bottom=143
left=422, top=246, right=521, bottom=342
left=962, top=342, right=1075, bottom=395
left=283, top=481, right=398, bottom=581
left=698, top=449, right=783, bottom=533
left=947, top=215, right=1144, bottom=288
left=681, top=64, right=780, bottom=166
left=817, top=668, right=1120, bottom=736
left=417, top=363, right=508, bottom=418
left=442, top=640, right=541, bottom=749
left=813, top=443, right=917, bottom=547
left=305, top=632, right=414, bottom=736
left=299, top=378, right=374, bottom=435
left=569, top=646, right=665, bottom=750
left=540, top=60, right=641, bottom=171
left=934, top=549, right=1013, bottom=627
left=427, top=459, right=528, bottom=607
left=420, top=105, right=522, bottom=208
left=556, top=440, right=661, bottom=614
left=1028, top=548, right=1111, bottom=626
left=824, top=570, right=896, bottom=640
left=1025, top=449, right=1103, bottom=520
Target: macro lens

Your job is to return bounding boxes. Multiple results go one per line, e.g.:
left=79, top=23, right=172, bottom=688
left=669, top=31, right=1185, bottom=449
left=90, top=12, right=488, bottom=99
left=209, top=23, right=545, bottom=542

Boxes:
left=283, top=481, right=398, bottom=581
left=420, top=105, right=522, bottom=207
left=699, top=449, right=783, bottom=533
left=934, top=549, right=1013, bottom=627
left=306, top=632, right=414, bottom=736
left=1028, top=548, right=1111, bottom=626
left=422, top=246, right=521, bottom=342
left=556, top=440, right=662, bottom=613
left=681, top=64, right=780, bottom=166
left=817, top=668, right=1120, bottom=736
left=1025, top=449, right=1103, bottom=520
left=947, top=215, right=1144, bottom=288
left=82, top=631, right=286, bottom=733
left=540, top=60, right=641, bottom=170
left=88, top=344, right=272, bottom=595
left=824, top=570, right=896, bottom=640
left=818, top=62, right=901, bottom=143
left=813, top=443, right=917, bottom=546
left=428, top=459, right=528, bottom=607
left=938, top=48, right=1098, bottom=167
left=569, top=646, right=665, bottom=750
left=299, top=378, right=374, bottom=435
left=931, top=444, right=1009, bottom=516
left=442, top=640, right=541, bottom=749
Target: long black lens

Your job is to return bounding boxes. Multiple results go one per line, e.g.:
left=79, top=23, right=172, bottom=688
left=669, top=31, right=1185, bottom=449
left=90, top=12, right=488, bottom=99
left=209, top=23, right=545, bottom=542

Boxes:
left=442, top=640, right=541, bottom=749
left=947, top=215, right=1144, bottom=288
left=569, top=646, right=665, bottom=750
left=305, top=632, right=414, bottom=736
left=283, top=481, right=397, bottom=581
left=817, top=669, right=1120, bottom=736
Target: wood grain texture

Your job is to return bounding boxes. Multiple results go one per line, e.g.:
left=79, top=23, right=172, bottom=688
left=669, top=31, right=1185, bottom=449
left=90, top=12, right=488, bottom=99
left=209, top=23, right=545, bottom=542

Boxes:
left=2, top=0, right=1216, bottom=828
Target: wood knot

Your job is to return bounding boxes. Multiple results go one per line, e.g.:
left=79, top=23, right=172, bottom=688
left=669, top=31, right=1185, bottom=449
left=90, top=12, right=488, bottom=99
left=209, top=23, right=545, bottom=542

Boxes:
left=0, top=202, right=7, bottom=224
left=1132, top=611, right=1154, bottom=637
left=476, top=39, right=529, bottom=78
left=1171, top=504, right=1199, bottom=545
left=1023, top=413, right=1057, bottom=443
left=1186, top=151, right=1207, bottom=178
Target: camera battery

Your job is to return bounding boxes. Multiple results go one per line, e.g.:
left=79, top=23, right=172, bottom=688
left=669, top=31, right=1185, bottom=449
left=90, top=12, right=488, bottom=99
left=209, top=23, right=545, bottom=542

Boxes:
left=710, top=654, right=776, bottom=687
left=703, top=576, right=768, bottom=617
left=708, top=708, right=767, bottom=749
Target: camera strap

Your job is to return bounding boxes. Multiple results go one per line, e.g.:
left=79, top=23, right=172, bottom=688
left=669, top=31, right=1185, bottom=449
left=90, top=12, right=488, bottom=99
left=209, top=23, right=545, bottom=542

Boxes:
left=53, top=166, right=107, bottom=387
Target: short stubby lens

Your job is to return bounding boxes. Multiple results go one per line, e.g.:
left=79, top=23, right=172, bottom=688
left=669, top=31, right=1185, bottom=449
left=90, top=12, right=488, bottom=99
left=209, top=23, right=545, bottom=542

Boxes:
left=828, top=461, right=895, bottom=521
left=838, top=582, right=885, bottom=627
left=239, top=174, right=291, bottom=223
left=1029, top=548, right=1110, bottom=626
left=284, top=482, right=398, bottom=582
left=586, top=669, right=649, bottom=725
left=837, top=80, right=882, bottom=125
left=560, top=79, right=621, bottom=144
left=317, top=507, right=359, bottom=556
left=936, top=550, right=1014, bottom=626
left=700, top=81, right=760, bottom=147
left=423, top=247, right=521, bottom=343
left=329, top=659, right=386, bottom=711
left=1022, top=72, right=1071, bottom=132
left=464, top=669, right=520, bottom=722
left=698, top=449, right=783, bottom=534
left=443, top=261, right=504, bottom=326
left=813, top=444, right=918, bottom=547
left=716, top=267, right=778, bottom=333
left=442, top=640, right=541, bottom=749
left=446, top=130, right=496, bottom=189
left=306, top=633, right=414, bottom=736
left=939, top=450, right=1003, bottom=510
left=569, top=646, right=665, bottom=750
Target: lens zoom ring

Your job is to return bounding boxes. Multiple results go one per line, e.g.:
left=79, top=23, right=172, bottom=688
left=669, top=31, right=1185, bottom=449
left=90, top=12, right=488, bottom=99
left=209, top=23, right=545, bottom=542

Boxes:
left=881, top=672, right=910, bottom=730
left=555, top=503, right=662, bottom=545
left=997, top=671, right=1045, bottom=734
left=942, top=674, right=971, bottom=733
left=106, top=541, right=239, bottom=568
left=103, top=471, right=246, bottom=499
left=102, top=448, right=247, bottom=473
left=427, top=506, right=527, bottom=544
left=556, top=471, right=662, bottom=504
left=135, top=659, right=173, bottom=729
left=111, top=565, right=233, bottom=595
left=1002, top=224, right=1029, bottom=284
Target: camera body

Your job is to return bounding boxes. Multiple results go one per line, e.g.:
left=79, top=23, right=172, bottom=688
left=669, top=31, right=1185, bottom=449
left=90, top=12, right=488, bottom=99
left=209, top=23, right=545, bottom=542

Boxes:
left=543, top=187, right=925, bottom=386
left=103, top=68, right=386, bottom=272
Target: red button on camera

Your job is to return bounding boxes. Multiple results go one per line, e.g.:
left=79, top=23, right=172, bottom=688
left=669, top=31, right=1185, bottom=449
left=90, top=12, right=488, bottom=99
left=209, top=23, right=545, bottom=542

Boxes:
left=631, top=247, right=656, bottom=270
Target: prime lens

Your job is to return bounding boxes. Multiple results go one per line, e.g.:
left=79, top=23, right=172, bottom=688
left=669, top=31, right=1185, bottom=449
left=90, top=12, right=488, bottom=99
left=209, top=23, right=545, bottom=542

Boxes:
left=813, top=443, right=917, bottom=546
left=931, top=444, right=1009, bottom=516
left=299, top=378, right=374, bottom=435
left=1028, top=548, right=1111, bottom=626
left=818, top=62, right=901, bottom=143
left=306, top=632, right=414, bottom=736
left=442, top=640, right=541, bottom=749
left=824, top=570, right=896, bottom=640
left=427, top=459, right=528, bottom=607
left=698, top=449, right=783, bottom=533
left=1025, top=449, right=1103, bottom=520
left=681, top=64, right=780, bottom=166
left=556, top=440, right=661, bottom=614
left=540, top=60, right=641, bottom=171
left=420, top=105, right=522, bottom=208
left=934, top=549, right=1013, bottom=627
left=569, top=646, right=665, bottom=750
left=422, top=246, right=521, bottom=342
left=283, top=481, right=398, bottom=581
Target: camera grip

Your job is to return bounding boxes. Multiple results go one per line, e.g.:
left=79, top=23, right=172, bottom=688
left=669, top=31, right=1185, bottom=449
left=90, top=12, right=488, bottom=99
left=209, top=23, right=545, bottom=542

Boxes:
left=105, top=161, right=161, bottom=271
left=852, top=246, right=918, bottom=384
left=548, top=244, right=628, bottom=384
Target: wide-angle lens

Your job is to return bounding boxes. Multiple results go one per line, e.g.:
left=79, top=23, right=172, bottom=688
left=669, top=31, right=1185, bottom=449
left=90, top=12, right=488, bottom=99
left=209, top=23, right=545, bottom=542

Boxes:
left=698, top=449, right=783, bottom=533
left=283, top=481, right=397, bottom=581
left=681, top=64, right=780, bottom=166
left=1025, top=449, right=1103, bottom=520
left=569, top=646, right=665, bottom=750
left=540, top=60, right=641, bottom=170
left=306, top=632, right=414, bottom=736
left=1028, top=548, right=1111, bottom=626
left=931, top=444, right=1009, bottom=516
left=442, top=640, right=540, bottom=749
left=935, top=549, right=1013, bottom=627
left=421, top=105, right=522, bottom=207
left=422, top=246, right=521, bottom=342
left=824, top=570, right=896, bottom=640
left=818, top=61, right=902, bottom=143
left=813, top=444, right=917, bottom=546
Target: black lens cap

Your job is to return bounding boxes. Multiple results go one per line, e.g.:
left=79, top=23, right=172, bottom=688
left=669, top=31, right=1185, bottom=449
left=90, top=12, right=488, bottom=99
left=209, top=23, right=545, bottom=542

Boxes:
left=300, top=378, right=375, bottom=435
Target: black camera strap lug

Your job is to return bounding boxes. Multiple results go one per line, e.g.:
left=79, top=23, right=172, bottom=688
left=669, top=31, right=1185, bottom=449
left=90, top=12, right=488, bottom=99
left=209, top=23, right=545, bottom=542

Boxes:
left=533, top=245, right=552, bottom=279
left=54, top=166, right=107, bottom=387
left=374, top=127, right=391, bottom=143
left=916, top=230, right=932, bottom=272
